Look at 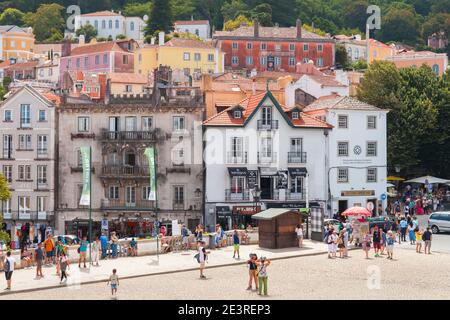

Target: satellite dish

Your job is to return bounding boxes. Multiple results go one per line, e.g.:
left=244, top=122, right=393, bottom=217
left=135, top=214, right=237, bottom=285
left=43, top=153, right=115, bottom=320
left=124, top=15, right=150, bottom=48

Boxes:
left=143, top=15, right=149, bottom=22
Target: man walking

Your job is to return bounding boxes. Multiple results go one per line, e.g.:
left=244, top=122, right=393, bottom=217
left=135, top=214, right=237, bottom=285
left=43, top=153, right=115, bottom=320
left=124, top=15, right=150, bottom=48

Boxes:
left=422, top=227, right=432, bottom=254
left=100, top=233, right=108, bottom=259
left=372, top=225, right=381, bottom=257
left=399, top=218, right=407, bottom=242
left=4, top=251, right=15, bottom=290
left=181, top=225, right=190, bottom=250
left=35, top=242, right=44, bottom=279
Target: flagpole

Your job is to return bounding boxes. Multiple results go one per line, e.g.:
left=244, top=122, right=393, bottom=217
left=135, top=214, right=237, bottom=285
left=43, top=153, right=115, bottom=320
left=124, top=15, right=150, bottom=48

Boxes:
left=89, top=146, right=92, bottom=266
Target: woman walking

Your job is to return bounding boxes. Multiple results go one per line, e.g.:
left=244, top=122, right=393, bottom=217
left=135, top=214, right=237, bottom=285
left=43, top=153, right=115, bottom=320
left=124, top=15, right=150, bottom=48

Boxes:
left=337, top=230, right=345, bottom=258
left=295, top=224, right=304, bottom=248
left=247, top=253, right=258, bottom=291
left=386, top=230, right=395, bottom=260
left=92, top=237, right=100, bottom=266
left=110, top=232, right=119, bottom=259
left=257, top=257, right=271, bottom=296
left=415, top=228, right=423, bottom=253
left=408, top=222, right=416, bottom=245
left=78, top=236, right=88, bottom=268
left=59, top=251, right=69, bottom=284
left=362, top=232, right=371, bottom=259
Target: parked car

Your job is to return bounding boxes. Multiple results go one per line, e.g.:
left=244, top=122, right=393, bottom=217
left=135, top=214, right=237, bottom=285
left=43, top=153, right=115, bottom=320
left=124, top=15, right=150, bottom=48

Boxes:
left=53, top=235, right=80, bottom=245
left=428, top=212, right=450, bottom=234
left=369, top=216, right=397, bottom=231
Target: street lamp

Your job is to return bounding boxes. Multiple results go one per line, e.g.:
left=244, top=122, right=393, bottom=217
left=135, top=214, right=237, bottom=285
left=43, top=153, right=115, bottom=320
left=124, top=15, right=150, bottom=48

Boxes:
left=394, top=165, right=401, bottom=173
left=252, top=186, right=262, bottom=227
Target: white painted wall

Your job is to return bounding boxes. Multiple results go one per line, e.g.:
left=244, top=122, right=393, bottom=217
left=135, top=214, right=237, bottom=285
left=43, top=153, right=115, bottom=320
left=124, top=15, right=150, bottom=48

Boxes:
left=74, top=14, right=145, bottom=40
left=174, top=23, right=210, bottom=40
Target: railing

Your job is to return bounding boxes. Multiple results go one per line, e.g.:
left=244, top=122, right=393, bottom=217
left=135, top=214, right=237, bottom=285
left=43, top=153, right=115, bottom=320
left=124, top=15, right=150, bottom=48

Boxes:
left=100, top=130, right=156, bottom=141
left=37, top=179, right=48, bottom=189
left=261, top=189, right=279, bottom=201
left=257, top=120, right=279, bottom=130
left=173, top=202, right=185, bottom=210
left=225, top=189, right=250, bottom=201
left=2, top=149, right=13, bottom=159
left=258, top=152, right=277, bottom=163
left=286, top=190, right=306, bottom=201
left=226, top=151, right=248, bottom=164
left=101, top=199, right=155, bottom=210
left=101, top=165, right=150, bottom=176
left=288, top=151, right=307, bottom=163
left=1, top=211, right=55, bottom=220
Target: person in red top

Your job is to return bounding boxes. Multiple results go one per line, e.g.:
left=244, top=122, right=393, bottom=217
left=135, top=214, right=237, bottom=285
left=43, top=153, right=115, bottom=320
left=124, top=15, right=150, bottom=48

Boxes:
left=160, top=225, right=166, bottom=237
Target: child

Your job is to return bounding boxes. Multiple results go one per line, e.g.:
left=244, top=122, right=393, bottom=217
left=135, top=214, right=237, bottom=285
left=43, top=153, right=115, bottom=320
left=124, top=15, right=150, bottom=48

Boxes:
left=107, top=269, right=119, bottom=297
left=415, top=228, right=423, bottom=253
left=247, top=253, right=258, bottom=291
left=232, top=229, right=240, bottom=259
left=59, top=251, right=69, bottom=284
left=256, top=257, right=271, bottom=296
left=386, top=230, right=395, bottom=260
left=295, top=224, right=303, bottom=248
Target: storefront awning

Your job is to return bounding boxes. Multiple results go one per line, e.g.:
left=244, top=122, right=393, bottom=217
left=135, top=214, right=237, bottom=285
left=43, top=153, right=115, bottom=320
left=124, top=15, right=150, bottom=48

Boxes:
left=288, top=167, right=308, bottom=177
left=228, top=167, right=248, bottom=176
left=259, top=167, right=278, bottom=176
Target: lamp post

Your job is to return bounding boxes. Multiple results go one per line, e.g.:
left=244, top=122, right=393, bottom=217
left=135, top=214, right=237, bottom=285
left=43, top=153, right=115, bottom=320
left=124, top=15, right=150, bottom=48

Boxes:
left=252, top=186, right=261, bottom=227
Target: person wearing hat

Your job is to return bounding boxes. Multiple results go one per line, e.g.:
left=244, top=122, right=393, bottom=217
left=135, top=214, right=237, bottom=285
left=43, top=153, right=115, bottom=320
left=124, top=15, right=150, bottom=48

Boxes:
left=256, top=256, right=271, bottom=296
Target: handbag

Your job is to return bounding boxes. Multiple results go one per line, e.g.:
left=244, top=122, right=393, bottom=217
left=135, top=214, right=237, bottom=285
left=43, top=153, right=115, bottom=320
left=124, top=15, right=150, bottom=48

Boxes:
left=77, top=247, right=80, bottom=254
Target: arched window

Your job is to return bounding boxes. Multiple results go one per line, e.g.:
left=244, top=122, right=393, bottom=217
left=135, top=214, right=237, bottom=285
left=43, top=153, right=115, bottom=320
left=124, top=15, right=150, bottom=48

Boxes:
left=130, top=22, right=134, bottom=31
left=102, top=20, right=106, bottom=29
left=109, top=20, right=113, bottom=29
left=347, top=47, right=352, bottom=58
left=432, top=64, right=439, bottom=75
left=115, top=20, right=119, bottom=29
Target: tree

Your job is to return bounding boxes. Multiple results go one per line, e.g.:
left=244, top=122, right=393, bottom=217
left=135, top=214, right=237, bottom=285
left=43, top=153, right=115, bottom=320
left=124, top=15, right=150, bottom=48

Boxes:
left=116, top=34, right=126, bottom=40
left=250, top=3, right=273, bottom=27
left=0, top=173, right=11, bottom=244
left=221, top=0, right=248, bottom=21
left=335, top=44, right=349, bottom=68
left=2, top=77, right=12, bottom=90
left=0, top=8, right=25, bottom=26
left=23, top=3, right=65, bottom=43
left=223, top=15, right=253, bottom=31
left=343, top=0, right=369, bottom=32
left=378, top=8, right=421, bottom=45
left=422, top=13, right=450, bottom=41
left=351, top=59, right=368, bottom=70
left=146, top=0, right=173, bottom=36
left=0, top=86, right=6, bottom=100
left=123, top=1, right=152, bottom=17
left=76, top=24, right=98, bottom=43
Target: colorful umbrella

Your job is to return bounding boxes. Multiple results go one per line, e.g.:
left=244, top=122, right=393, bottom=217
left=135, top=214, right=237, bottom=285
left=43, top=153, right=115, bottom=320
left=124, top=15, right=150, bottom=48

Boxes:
left=341, top=206, right=372, bottom=217
left=387, top=176, right=405, bottom=181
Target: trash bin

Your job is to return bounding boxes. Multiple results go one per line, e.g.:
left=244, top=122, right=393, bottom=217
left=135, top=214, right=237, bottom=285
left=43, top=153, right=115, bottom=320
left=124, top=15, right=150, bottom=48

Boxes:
left=209, top=233, right=216, bottom=249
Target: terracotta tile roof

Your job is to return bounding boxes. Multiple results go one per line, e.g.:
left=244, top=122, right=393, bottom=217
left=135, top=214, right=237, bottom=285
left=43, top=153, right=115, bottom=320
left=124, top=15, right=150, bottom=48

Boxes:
left=214, top=26, right=331, bottom=40
left=68, top=41, right=128, bottom=56
left=213, top=73, right=248, bottom=82
left=109, top=73, right=148, bottom=84
left=165, top=38, right=215, bottom=49
left=81, top=11, right=121, bottom=17
left=0, top=60, right=11, bottom=68
left=174, top=20, right=209, bottom=25
left=306, top=74, right=347, bottom=87
left=252, top=71, right=301, bottom=80
left=203, top=91, right=332, bottom=128
left=42, top=92, right=62, bottom=105
left=5, top=61, right=38, bottom=70
left=303, top=95, right=382, bottom=112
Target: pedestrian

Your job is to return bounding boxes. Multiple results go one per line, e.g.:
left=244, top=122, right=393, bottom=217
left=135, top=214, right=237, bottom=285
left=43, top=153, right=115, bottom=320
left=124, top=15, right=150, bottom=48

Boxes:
left=129, top=238, right=137, bottom=257
left=59, top=251, right=69, bottom=284
left=215, top=224, right=222, bottom=248
left=107, top=269, right=119, bottom=297
left=372, top=226, right=381, bottom=257
left=380, top=228, right=386, bottom=255
left=92, top=237, right=100, bottom=266
left=78, top=236, right=88, bottom=268
left=35, top=242, right=44, bottom=279
left=330, top=229, right=338, bottom=258
left=181, top=224, right=190, bottom=250
left=422, top=227, right=432, bottom=254
left=110, top=231, right=119, bottom=258
left=408, top=222, right=416, bottom=245
left=195, top=240, right=208, bottom=279
left=295, top=224, right=303, bottom=248
left=343, top=227, right=349, bottom=257
left=55, top=238, right=64, bottom=276
left=247, top=253, right=258, bottom=291
left=100, top=233, right=108, bottom=259
left=362, top=232, right=371, bottom=259
left=415, top=228, right=423, bottom=253
left=43, top=234, right=54, bottom=265
left=399, top=218, right=407, bottom=242
left=195, top=225, right=203, bottom=241
left=256, top=256, right=270, bottom=296
left=3, top=251, right=15, bottom=290
left=386, top=230, right=395, bottom=260
left=337, top=230, right=345, bottom=258
left=232, top=229, right=240, bottom=259
left=325, top=228, right=334, bottom=259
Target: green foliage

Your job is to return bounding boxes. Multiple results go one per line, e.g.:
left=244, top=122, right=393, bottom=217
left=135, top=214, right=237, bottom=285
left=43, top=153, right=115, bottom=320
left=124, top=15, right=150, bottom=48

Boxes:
left=76, top=24, right=98, bottom=43
left=351, top=59, right=368, bottom=70
left=357, top=61, right=450, bottom=176
left=123, top=1, right=152, bottom=17
left=378, top=8, right=421, bottom=46
left=223, top=15, right=253, bottom=31
left=0, top=173, right=11, bottom=244
left=0, top=8, right=25, bottom=26
left=24, top=3, right=65, bottom=43
left=116, top=34, right=127, bottom=40
left=146, top=0, right=173, bottom=36
left=335, top=44, right=349, bottom=68
left=2, top=77, right=12, bottom=90
left=0, top=86, right=6, bottom=100
left=250, top=3, right=273, bottom=27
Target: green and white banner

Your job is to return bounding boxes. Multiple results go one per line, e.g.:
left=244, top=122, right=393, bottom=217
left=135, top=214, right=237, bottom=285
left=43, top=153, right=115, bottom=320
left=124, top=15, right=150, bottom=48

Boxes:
left=79, top=146, right=91, bottom=206
left=144, top=147, right=156, bottom=201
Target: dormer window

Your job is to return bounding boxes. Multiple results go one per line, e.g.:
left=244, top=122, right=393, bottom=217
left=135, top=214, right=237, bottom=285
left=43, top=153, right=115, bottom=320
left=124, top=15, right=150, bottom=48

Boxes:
left=292, top=111, right=299, bottom=119
left=233, top=110, right=242, bottom=119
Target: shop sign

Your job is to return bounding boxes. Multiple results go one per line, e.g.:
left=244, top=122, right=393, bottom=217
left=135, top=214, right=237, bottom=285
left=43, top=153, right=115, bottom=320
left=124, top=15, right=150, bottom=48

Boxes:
left=216, top=206, right=232, bottom=216
left=277, top=171, right=288, bottom=189
left=228, top=167, right=248, bottom=176
left=37, top=212, right=47, bottom=220
left=2, top=212, right=12, bottom=219
left=259, top=167, right=278, bottom=176
left=19, top=212, right=31, bottom=220
left=247, top=170, right=258, bottom=189
left=101, top=219, right=109, bottom=231
left=288, top=167, right=307, bottom=177
left=341, top=190, right=375, bottom=196
left=266, top=202, right=306, bottom=209
left=232, top=206, right=261, bottom=215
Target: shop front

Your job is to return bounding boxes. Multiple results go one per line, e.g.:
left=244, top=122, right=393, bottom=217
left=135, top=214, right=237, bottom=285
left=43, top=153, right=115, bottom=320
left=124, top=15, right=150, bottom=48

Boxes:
left=232, top=205, right=261, bottom=229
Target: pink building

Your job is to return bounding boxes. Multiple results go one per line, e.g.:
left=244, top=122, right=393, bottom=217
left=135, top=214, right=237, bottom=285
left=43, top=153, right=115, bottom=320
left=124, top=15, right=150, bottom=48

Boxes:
left=386, top=51, right=448, bottom=76
left=60, top=40, right=136, bottom=89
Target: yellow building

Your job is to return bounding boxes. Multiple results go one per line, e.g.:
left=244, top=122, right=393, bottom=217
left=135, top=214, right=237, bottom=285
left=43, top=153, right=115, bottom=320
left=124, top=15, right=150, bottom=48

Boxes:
left=135, top=37, right=225, bottom=78
left=367, top=39, right=394, bottom=63
left=0, top=25, right=35, bottom=62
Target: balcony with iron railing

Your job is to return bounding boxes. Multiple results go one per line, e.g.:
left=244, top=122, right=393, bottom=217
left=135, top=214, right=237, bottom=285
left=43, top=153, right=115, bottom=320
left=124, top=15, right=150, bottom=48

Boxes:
left=101, top=165, right=150, bottom=177
left=257, top=152, right=277, bottom=164
left=257, top=120, right=279, bottom=130
left=226, top=151, right=248, bottom=164
left=287, top=151, right=307, bottom=164
left=225, top=189, right=250, bottom=201
left=101, top=199, right=155, bottom=210
left=37, top=148, right=48, bottom=159
left=1, top=211, right=55, bottom=221
left=99, top=130, right=157, bottom=142
left=286, top=190, right=306, bottom=201
left=260, top=189, right=279, bottom=201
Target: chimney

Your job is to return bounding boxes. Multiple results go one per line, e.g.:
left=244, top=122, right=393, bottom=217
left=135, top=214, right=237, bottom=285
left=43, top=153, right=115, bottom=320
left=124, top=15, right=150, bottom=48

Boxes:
left=252, top=78, right=256, bottom=95
left=79, top=34, right=85, bottom=45
left=296, top=19, right=302, bottom=39
left=62, top=38, right=72, bottom=57
left=253, top=19, right=259, bottom=37
left=158, top=31, right=165, bottom=46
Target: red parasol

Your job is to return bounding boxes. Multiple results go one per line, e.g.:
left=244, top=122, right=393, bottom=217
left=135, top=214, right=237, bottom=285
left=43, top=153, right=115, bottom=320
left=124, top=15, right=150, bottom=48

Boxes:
left=342, top=206, right=372, bottom=217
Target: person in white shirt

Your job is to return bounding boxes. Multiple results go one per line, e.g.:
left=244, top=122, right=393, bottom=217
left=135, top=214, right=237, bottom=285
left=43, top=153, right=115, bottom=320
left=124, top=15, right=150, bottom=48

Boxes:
left=197, top=240, right=208, bottom=279
left=295, top=224, right=304, bottom=248
left=4, top=251, right=15, bottom=290
left=92, top=237, right=100, bottom=266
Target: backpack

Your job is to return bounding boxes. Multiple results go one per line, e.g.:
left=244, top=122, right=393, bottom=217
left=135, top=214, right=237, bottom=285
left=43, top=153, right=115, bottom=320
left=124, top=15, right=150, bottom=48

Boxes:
left=4, top=258, right=10, bottom=272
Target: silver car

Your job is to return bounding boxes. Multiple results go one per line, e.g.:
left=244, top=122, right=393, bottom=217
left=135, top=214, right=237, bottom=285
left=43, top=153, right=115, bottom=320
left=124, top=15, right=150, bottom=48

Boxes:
left=428, top=212, right=450, bottom=234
